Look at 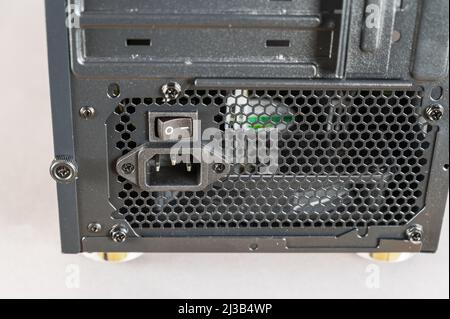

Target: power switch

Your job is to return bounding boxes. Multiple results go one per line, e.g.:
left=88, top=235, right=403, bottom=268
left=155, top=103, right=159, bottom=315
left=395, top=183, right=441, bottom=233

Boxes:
left=156, top=117, right=193, bottom=140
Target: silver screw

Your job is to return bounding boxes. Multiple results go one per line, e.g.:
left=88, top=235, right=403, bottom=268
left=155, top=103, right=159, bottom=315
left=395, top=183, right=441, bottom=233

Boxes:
left=213, top=163, right=226, bottom=174
left=50, top=157, right=78, bottom=183
left=406, top=225, right=424, bottom=245
left=425, top=104, right=444, bottom=122
left=56, top=166, right=71, bottom=179
left=79, top=106, right=96, bottom=119
left=88, top=223, right=102, bottom=233
left=110, top=225, right=128, bottom=243
left=121, top=163, right=135, bottom=175
left=161, top=82, right=182, bottom=101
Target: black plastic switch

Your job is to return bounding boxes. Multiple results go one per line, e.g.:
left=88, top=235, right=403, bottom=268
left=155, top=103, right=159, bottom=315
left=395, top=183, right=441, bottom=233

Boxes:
left=156, top=117, right=193, bottom=140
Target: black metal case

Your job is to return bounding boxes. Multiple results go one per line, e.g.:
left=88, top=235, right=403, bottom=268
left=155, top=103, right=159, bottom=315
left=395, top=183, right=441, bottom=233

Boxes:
left=46, top=0, right=449, bottom=253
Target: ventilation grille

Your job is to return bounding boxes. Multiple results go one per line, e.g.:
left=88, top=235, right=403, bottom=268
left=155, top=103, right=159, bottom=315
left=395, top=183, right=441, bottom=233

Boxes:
left=107, top=89, right=435, bottom=235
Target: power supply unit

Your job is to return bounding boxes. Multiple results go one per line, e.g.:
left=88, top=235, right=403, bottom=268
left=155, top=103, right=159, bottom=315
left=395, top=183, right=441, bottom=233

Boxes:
left=46, top=0, right=449, bottom=254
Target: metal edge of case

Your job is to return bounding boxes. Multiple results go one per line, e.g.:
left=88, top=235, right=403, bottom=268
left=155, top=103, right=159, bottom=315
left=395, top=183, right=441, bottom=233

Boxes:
left=46, top=0, right=81, bottom=253
left=418, top=78, right=449, bottom=252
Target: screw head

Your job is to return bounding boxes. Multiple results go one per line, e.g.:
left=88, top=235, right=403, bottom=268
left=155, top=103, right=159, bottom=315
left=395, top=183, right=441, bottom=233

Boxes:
left=121, top=163, right=135, bottom=175
left=50, top=158, right=78, bottom=183
left=161, top=82, right=182, bottom=101
left=79, top=106, right=96, bottom=119
left=88, top=223, right=102, bottom=233
left=55, top=165, right=71, bottom=179
left=110, top=226, right=128, bottom=243
left=425, top=104, right=444, bottom=122
left=213, top=163, right=226, bottom=174
left=406, top=225, right=424, bottom=245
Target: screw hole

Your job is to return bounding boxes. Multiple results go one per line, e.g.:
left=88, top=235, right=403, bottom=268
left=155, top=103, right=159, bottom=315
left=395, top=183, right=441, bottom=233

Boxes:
left=249, top=243, right=258, bottom=251
left=245, top=164, right=257, bottom=174
left=392, top=30, right=401, bottom=43
left=107, top=83, right=121, bottom=99
left=430, top=86, right=443, bottom=101
left=444, top=164, right=449, bottom=171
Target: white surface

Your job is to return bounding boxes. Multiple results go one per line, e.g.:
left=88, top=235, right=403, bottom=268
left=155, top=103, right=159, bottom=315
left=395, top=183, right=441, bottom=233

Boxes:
left=0, top=1, right=448, bottom=299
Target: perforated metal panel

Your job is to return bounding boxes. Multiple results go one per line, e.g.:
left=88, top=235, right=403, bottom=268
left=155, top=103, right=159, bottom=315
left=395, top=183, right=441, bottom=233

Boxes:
left=106, top=88, right=435, bottom=236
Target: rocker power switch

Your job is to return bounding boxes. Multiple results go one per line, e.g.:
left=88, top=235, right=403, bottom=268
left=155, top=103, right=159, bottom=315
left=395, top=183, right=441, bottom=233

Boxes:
left=156, top=117, right=193, bottom=140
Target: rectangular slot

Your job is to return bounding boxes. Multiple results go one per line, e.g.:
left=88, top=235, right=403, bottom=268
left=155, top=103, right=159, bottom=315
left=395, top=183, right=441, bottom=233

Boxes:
left=126, top=38, right=151, bottom=46
left=266, top=39, right=291, bottom=47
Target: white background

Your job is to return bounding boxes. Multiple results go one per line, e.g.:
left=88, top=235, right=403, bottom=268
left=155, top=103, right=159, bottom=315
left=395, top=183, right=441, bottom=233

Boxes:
left=0, top=1, right=448, bottom=299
